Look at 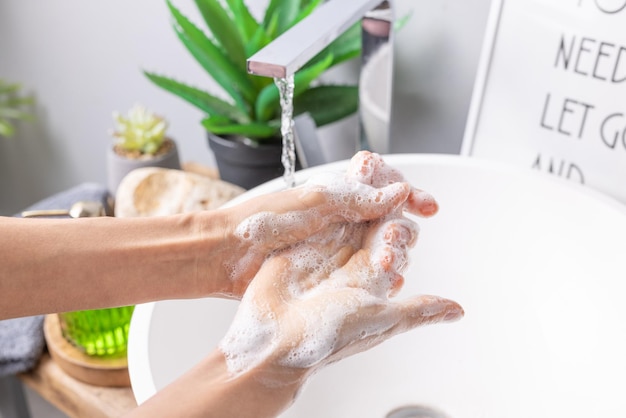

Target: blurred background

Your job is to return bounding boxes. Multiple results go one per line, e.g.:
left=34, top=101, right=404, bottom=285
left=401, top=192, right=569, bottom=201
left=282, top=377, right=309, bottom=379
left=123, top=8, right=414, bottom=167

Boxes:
left=0, top=0, right=492, bottom=215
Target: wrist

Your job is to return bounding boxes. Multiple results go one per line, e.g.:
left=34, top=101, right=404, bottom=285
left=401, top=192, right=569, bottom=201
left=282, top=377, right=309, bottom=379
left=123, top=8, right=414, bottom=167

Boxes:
left=134, top=349, right=305, bottom=418
left=193, top=208, right=264, bottom=299
left=216, top=351, right=308, bottom=418
left=190, top=209, right=237, bottom=298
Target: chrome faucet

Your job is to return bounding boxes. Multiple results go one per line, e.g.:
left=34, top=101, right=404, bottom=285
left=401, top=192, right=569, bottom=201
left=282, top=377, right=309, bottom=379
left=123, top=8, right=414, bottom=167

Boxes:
left=247, top=0, right=394, bottom=162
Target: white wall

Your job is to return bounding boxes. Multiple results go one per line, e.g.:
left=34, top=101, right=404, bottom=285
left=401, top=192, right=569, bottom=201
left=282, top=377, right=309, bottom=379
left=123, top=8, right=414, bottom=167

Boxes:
left=0, top=0, right=492, bottom=215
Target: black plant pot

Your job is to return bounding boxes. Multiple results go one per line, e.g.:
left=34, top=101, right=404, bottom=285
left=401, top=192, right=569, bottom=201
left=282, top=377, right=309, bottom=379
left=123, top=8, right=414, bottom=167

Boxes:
left=208, top=134, right=298, bottom=190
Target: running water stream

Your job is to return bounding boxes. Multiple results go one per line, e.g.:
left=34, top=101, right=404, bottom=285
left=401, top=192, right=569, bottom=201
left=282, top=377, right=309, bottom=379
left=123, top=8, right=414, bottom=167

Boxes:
left=275, top=75, right=296, bottom=188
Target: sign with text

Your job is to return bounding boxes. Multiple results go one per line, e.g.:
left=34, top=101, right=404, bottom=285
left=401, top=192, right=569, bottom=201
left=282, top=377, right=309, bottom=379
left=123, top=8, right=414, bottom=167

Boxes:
left=463, top=0, right=626, bottom=202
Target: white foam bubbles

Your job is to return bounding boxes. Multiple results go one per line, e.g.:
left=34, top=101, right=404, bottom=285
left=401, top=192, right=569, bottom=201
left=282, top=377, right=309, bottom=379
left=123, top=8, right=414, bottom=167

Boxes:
left=219, top=301, right=278, bottom=376
left=220, top=152, right=423, bottom=384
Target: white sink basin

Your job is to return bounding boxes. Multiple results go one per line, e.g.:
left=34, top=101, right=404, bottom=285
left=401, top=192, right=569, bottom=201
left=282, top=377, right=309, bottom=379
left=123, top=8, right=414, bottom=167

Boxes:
left=128, top=154, right=626, bottom=417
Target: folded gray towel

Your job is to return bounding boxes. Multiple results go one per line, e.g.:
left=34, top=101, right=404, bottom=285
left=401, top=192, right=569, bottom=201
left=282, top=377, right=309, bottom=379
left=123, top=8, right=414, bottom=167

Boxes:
left=0, top=316, right=46, bottom=377
left=0, top=182, right=111, bottom=377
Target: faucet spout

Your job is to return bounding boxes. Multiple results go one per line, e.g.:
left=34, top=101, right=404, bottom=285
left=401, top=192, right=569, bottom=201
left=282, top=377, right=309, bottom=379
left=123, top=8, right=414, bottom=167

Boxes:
left=248, top=0, right=392, bottom=78
left=247, top=0, right=394, bottom=155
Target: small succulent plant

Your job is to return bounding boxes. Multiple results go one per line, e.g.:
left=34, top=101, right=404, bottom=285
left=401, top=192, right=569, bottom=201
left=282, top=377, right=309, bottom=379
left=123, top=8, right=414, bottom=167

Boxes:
left=0, top=79, right=34, bottom=138
left=111, top=105, right=169, bottom=156
left=144, top=0, right=360, bottom=144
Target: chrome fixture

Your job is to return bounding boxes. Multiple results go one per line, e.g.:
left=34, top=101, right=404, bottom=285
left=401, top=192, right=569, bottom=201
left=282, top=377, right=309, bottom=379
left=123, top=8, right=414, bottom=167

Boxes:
left=386, top=404, right=450, bottom=418
left=247, top=0, right=394, bottom=157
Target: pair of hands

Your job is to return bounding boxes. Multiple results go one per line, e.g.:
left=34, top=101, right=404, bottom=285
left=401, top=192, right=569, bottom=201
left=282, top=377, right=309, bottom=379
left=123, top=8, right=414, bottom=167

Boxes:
left=214, top=151, right=437, bottom=297
left=213, top=151, right=463, bottom=388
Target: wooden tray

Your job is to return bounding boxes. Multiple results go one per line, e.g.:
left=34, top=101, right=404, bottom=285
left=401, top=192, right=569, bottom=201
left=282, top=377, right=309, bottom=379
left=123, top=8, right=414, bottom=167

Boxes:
left=43, top=314, right=131, bottom=387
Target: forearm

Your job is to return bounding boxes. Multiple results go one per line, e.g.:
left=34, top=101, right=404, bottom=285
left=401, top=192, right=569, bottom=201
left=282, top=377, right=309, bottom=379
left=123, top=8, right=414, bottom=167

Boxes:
left=126, top=350, right=303, bottom=418
left=0, top=212, right=228, bottom=319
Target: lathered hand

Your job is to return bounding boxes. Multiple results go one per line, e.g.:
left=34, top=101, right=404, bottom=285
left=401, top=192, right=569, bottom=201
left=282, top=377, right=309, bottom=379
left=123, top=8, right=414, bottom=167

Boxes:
left=219, top=214, right=463, bottom=394
left=207, top=151, right=439, bottom=299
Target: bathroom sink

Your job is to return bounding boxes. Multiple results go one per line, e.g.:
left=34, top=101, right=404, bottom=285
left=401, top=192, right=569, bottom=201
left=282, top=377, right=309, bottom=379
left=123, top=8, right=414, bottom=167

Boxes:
left=128, top=154, right=626, bottom=417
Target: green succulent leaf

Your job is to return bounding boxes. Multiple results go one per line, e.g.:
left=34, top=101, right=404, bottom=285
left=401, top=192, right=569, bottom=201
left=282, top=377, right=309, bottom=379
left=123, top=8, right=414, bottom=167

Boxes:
left=244, top=11, right=280, bottom=93
left=201, top=116, right=279, bottom=140
left=193, top=0, right=246, bottom=70
left=245, top=11, right=279, bottom=58
left=144, top=72, right=251, bottom=124
left=294, top=85, right=358, bottom=127
left=0, top=82, right=21, bottom=95
left=0, top=80, right=35, bottom=138
left=255, top=53, right=334, bottom=122
left=0, top=119, right=15, bottom=137
left=2, top=96, right=35, bottom=108
left=293, top=0, right=323, bottom=25
left=167, top=0, right=255, bottom=110
left=224, top=0, right=260, bottom=44
left=264, top=0, right=302, bottom=34
left=328, top=22, right=361, bottom=66
left=112, top=105, right=168, bottom=154
left=0, top=81, right=34, bottom=111
left=301, top=0, right=319, bottom=9
left=305, top=21, right=361, bottom=70
left=0, top=107, right=32, bottom=119
left=395, top=10, right=413, bottom=31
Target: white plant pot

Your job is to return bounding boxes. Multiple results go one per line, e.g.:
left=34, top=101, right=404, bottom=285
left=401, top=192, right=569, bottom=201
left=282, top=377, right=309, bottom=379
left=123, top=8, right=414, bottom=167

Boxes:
left=106, top=140, right=181, bottom=196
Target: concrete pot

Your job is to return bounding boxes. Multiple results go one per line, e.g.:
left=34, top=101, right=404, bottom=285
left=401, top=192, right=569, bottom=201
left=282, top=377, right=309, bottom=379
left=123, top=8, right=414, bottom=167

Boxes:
left=106, top=139, right=181, bottom=195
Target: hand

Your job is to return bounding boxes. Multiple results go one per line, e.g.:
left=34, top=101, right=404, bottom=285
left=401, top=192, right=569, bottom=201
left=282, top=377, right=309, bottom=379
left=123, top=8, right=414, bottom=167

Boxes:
left=218, top=214, right=463, bottom=393
left=206, top=151, right=439, bottom=299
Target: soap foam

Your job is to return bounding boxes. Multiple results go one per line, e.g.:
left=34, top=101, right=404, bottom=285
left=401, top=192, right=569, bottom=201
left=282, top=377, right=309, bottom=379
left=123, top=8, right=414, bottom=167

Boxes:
left=220, top=299, right=279, bottom=376
left=220, top=152, right=421, bottom=382
left=226, top=167, right=407, bottom=281
left=307, top=175, right=406, bottom=223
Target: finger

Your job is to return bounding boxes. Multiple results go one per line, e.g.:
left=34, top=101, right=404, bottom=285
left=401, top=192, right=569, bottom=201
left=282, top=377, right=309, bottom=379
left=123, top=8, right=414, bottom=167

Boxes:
left=381, top=218, right=419, bottom=251
left=329, top=295, right=463, bottom=364
left=346, top=151, right=404, bottom=187
left=232, top=208, right=325, bottom=251
left=405, top=188, right=439, bottom=218
left=294, top=243, right=358, bottom=292
left=387, top=273, right=404, bottom=298
left=396, top=295, right=464, bottom=331
left=275, top=222, right=364, bottom=292
left=336, top=218, right=418, bottom=297
left=346, top=151, right=439, bottom=218
left=367, top=217, right=419, bottom=273
left=344, top=182, right=410, bottom=221
left=330, top=243, right=358, bottom=270
left=346, top=150, right=379, bottom=184
left=244, top=256, right=296, bottom=305
left=302, top=180, right=411, bottom=223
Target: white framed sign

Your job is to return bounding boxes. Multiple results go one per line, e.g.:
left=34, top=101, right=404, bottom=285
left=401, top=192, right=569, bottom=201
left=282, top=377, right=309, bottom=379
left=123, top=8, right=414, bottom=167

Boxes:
left=463, top=0, right=626, bottom=202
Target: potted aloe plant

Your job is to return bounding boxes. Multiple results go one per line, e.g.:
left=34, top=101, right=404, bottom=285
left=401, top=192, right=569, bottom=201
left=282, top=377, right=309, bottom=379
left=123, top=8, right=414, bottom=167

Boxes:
left=107, top=104, right=181, bottom=194
left=0, top=79, right=34, bottom=138
left=145, top=0, right=360, bottom=189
